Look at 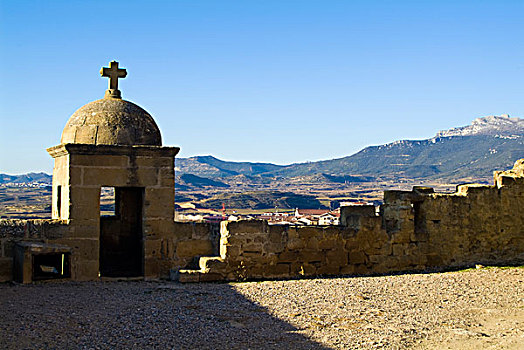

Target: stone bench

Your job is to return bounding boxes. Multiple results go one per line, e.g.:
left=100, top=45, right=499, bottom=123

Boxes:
left=13, top=242, right=72, bottom=283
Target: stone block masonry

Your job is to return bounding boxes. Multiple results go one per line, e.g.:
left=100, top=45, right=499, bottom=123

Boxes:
left=179, top=159, right=524, bottom=282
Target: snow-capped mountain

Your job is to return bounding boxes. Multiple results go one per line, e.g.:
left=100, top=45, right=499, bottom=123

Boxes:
left=435, top=115, right=523, bottom=138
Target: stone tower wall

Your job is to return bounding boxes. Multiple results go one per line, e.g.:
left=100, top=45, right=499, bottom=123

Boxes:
left=45, top=144, right=178, bottom=280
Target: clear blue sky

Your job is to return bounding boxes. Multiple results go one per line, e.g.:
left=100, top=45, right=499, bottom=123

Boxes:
left=1, top=0, right=523, bottom=174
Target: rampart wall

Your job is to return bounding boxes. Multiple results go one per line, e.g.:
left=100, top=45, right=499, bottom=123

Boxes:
left=179, top=159, right=524, bottom=282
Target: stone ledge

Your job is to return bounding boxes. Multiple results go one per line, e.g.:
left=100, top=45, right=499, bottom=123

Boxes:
left=47, top=143, right=180, bottom=158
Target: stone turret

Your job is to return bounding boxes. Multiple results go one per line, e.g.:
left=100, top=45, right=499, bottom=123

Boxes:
left=46, top=61, right=179, bottom=280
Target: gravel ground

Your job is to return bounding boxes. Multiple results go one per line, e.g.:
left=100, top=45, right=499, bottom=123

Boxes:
left=0, top=267, right=522, bottom=349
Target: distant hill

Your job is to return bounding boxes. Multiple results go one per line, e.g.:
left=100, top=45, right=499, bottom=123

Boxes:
left=0, top=172, right=52, bottom=184
left=196, top=190, right=327, bottom=210
left=175, top=156, right=283, bottom=178
left=178, top=174, right=229, bottom=188
left=287, top=173, right=375, bottom=184
left=177, top=115, right=523, bottom=181
left=435, top=114, right=522, bottom=137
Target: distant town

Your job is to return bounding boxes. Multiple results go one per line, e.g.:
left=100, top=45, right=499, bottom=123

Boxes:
left=175, top=207, right=346, bottom=226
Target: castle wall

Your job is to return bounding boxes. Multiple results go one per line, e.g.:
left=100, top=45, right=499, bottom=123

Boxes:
left=421, top=181, right=523, bottom=268
left=203, top=160, right=524, bottom=281
left=0, top=219, right=219, bottom=282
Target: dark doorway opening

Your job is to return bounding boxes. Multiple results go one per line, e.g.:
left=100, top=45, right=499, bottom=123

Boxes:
left=100, top=187, right=144, bottom=277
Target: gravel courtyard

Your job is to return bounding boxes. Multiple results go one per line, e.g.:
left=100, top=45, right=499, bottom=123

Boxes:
left=0, top=267, right=522, bottom=349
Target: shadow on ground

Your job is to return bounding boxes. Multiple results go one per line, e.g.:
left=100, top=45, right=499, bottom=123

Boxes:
left=0, top=281, right=331, bottom=350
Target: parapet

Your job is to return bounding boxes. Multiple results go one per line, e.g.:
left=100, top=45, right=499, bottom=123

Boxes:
left=340, top=205, right=376, bottom=229
left=494, top=158, right=524, bottom=188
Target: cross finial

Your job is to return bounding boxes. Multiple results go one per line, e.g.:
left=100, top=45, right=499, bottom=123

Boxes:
left=100, top=61, right=127, bottom=99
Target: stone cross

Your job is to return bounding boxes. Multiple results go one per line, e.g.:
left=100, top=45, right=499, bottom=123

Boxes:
left=100, top=61, right=127, bottom=97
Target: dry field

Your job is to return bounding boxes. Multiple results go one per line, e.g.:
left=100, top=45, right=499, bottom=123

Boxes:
left=0, top=186, right=117, bottom=219
left=0, top=267, right=522, bottom=349
left=0, top=186, right=52, bottom=219
left=0, top=178, right=461, bottom=219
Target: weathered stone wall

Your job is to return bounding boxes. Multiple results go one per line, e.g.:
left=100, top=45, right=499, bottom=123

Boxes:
left=422, top=167, right=524, bottom=268
left=217, top=217, right=403, bottom=280
left=0, top=219, right=68, bottom=281
left=198, top=159, right=524, bottom=281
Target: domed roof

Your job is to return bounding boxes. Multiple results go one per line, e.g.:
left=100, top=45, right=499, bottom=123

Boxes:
left=61, top=98, right=162, bottom=146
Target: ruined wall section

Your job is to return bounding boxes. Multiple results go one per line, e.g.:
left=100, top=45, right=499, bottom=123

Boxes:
left=217, top=212, right=419, bottom=281
left=422, top=161, right=524, bottom=268
left=0, top=219, right=67, bottom=281
left=217, top=219, right=391, bottom=281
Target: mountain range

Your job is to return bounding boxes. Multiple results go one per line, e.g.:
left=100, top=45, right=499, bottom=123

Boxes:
left=175, top=114, right=523, bottom=182
left=2, top=115, right=522, bottom=185
left=0, top=172, right=52, bottom=185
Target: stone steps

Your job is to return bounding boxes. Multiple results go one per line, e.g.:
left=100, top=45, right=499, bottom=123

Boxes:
left=178, top=257, right=227, bottom=283
left=199, top=257, right=227, bottom=272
